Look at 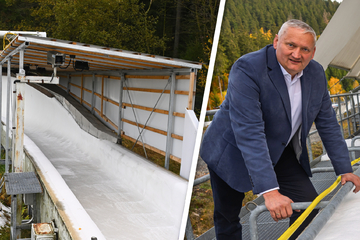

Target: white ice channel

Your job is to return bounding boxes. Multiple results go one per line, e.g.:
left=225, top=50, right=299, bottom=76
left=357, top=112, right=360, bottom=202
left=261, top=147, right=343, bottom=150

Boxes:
left=1, top=79, right=187, bottom=240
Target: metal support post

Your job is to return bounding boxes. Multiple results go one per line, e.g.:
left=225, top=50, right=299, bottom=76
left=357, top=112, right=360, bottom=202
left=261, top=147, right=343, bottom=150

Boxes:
left=12, top=82, right=25, bottom=173
left=165, top=72, right=176, bottom=169
left=91, top=73, right=96, bottom=114
left=338, top=96, right=344, bottom=135
left=185, top=216, right=195, bottom=240
left=12, top=49, right=26, bottom=239
left=351, top=94, right=357, bottom=133
left=10, top=194, right=17, bottom=240
left=5, top=58, right=11, bottom=173
left=67, top=75, right=71, bottom=94
left=345, top=96, right=351, bottom=136
left=117, top=73, right=125, bottom=144
left=307, top=136, right=313, bottom=163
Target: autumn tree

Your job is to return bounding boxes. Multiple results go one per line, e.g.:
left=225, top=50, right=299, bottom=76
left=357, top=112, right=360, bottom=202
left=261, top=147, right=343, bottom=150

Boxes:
left=328, top=77, right=345, bottom=95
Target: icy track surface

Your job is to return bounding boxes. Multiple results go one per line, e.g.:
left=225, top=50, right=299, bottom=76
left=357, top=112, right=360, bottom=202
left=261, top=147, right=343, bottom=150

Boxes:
left=11, top=83, right=188, bottom=240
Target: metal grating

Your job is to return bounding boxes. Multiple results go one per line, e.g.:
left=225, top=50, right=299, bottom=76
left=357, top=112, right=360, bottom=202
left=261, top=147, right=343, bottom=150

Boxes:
left=195, top=160, right=352, bottom=240
left=4, top=172, right=42, bottom=195
left=241, top=211, right=289, bottom=240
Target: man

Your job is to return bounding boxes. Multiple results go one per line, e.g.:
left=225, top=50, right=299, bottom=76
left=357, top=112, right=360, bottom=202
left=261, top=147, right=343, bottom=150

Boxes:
left=200, top=19, right=360, bottom=240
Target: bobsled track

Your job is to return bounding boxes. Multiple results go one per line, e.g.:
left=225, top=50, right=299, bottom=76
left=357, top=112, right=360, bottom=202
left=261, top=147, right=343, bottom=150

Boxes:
left=1, top=79, right=188, bottom=240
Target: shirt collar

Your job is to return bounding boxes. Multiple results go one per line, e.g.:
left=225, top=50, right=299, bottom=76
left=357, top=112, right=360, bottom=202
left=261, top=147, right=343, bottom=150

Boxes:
left=278, top=63, right=303, bottom=85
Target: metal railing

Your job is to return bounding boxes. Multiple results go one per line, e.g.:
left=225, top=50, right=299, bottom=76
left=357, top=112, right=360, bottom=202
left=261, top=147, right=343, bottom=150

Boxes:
left=204, top=91, right=360, bottom=164
left=186, top=91, right=360, bottom=240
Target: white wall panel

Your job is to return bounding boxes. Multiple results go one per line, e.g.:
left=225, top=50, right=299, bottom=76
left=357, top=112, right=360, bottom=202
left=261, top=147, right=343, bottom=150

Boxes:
left=59, top=70, right=195, bottom=161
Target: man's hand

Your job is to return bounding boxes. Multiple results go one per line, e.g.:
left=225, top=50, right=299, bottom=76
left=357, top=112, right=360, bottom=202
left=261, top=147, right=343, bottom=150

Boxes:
left=341, top=173, right=360, bottom=193
left=263, top=190, right=298, bottom=222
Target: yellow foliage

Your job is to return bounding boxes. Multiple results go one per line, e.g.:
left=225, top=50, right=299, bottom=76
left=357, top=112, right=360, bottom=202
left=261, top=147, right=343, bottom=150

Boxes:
left=328, top=76, right=345, bottom=95
left=259, top=27, right=272, bottom=40
left=353, top=80, right=359, bottom=89
left=249, top=28, right=272, bottom=40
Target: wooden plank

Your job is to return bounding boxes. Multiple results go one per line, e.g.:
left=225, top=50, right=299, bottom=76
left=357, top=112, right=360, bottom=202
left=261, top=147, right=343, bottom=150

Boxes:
left=187, top=71, right=196, bottom=110
left=122, top=118, right=183, bottom=140
left=63, top=86, right=186, bottom=119
left=103, top=115, right=118, bottom=130
left=69, top=92, right=81, bottom=101
left=121, top=134, right=181, bottom=163
left=125, top=75, right=170, bottom=79
left=70, top=74, right=93, bottom=78
left=123, top=75, right=189, bottom=79
left=95, top=75, right=122, bottom=80
left=58, top=84, right=67, bottom=90
left=122, top=102, right=168, bottom=115
left=173, top=112, right=185, bottom=118
left=69, top=82, right=80, bottom=89
left=23, top=45, right=146, bottom=69
left=24, top=43, right=177, bottom=69
left=123, top=118, right=167, bottom=136
left=83, top=100, right=91, bottom=108
left=171, top=134, right=183, bottom=141
left=122, top=102, right=185, bottom=118
left=80, top=74, right=84, bottom=104
left=83, top=88, right=92, bottom=93
left=93, top=108, right=118, bottom=130
left=176, top=75, right=191, bottom=79
left=104, top=96, right=119, bottom=106
left=94, top=92, right=119, bottom=106
left=101, top=76, right=104, bottom=116
left=124, top=87, right=191, bottom=96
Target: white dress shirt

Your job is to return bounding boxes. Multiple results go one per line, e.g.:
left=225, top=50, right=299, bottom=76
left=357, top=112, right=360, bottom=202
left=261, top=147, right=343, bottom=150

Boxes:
left=260, top=64, right=303, bottom=195
left=279, top=64, right=303, bottom=145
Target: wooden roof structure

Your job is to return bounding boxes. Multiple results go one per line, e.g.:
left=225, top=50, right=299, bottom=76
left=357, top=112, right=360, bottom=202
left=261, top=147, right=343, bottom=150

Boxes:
left=0, top=34, right=202, bottom=73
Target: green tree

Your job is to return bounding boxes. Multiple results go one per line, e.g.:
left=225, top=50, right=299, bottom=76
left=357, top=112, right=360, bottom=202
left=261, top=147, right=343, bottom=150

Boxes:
left=17, top=0, right=165, bottom=54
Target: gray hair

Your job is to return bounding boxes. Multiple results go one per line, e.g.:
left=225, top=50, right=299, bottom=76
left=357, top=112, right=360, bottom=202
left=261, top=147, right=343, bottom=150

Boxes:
left=278, top=19, right=317, bottom=44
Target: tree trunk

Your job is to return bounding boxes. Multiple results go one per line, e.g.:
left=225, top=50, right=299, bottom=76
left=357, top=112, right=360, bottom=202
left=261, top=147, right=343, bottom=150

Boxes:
left=173, top=0, right=182, bottom=58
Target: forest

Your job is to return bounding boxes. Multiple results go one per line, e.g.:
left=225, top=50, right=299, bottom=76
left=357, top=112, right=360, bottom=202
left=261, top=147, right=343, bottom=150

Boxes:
left=0, top=0, right=220, bottom=115
left=210, top=0, right=355, bottom=109
left=0, top=0, right=353, bottom=112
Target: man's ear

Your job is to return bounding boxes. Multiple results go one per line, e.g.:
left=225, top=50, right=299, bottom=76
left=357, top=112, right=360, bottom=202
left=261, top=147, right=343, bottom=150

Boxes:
left=311, top=46, right=316, bottom=59
left=273, top=34, right=279, bottom=49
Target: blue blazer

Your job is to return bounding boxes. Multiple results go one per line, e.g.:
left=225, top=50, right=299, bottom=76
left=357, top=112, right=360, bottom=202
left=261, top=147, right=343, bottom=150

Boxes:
left=200, top=45, right=352, bottom=194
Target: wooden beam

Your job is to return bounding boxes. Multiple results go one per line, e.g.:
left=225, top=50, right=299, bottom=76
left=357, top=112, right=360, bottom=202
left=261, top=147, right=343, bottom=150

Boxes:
left=101, top=76, right=104, bottom=117
left=125, top=75, right=170, bottom=79
left=122, top=102, right=168, bottom=115
left=187, top=71, right=196, bottom=110
left=69, top=92, right=81, bottom=101
left=92, top=94, right=185, bottom=118
left=95, top=75, right=121, bottom=80
left=69, top=82, right=80, bottom=89
left=94, top=92, right=119, bottom=106
left=80, top=74, right=84, bottom=104
left=173, top=112, right=185, bottom=118
left=83, top=100, right=91, bottom=108
left=58, top=84, right=67, bottom=90
left=124, top=87, right=191, bottom=96
left=122, top=118, right=183, bottom=140
left=94, top=108, right=118, bottom=130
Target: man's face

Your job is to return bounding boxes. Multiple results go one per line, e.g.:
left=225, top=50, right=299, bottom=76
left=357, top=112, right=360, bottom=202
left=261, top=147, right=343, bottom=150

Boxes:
left=273, top=27, right=316, bottom=78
